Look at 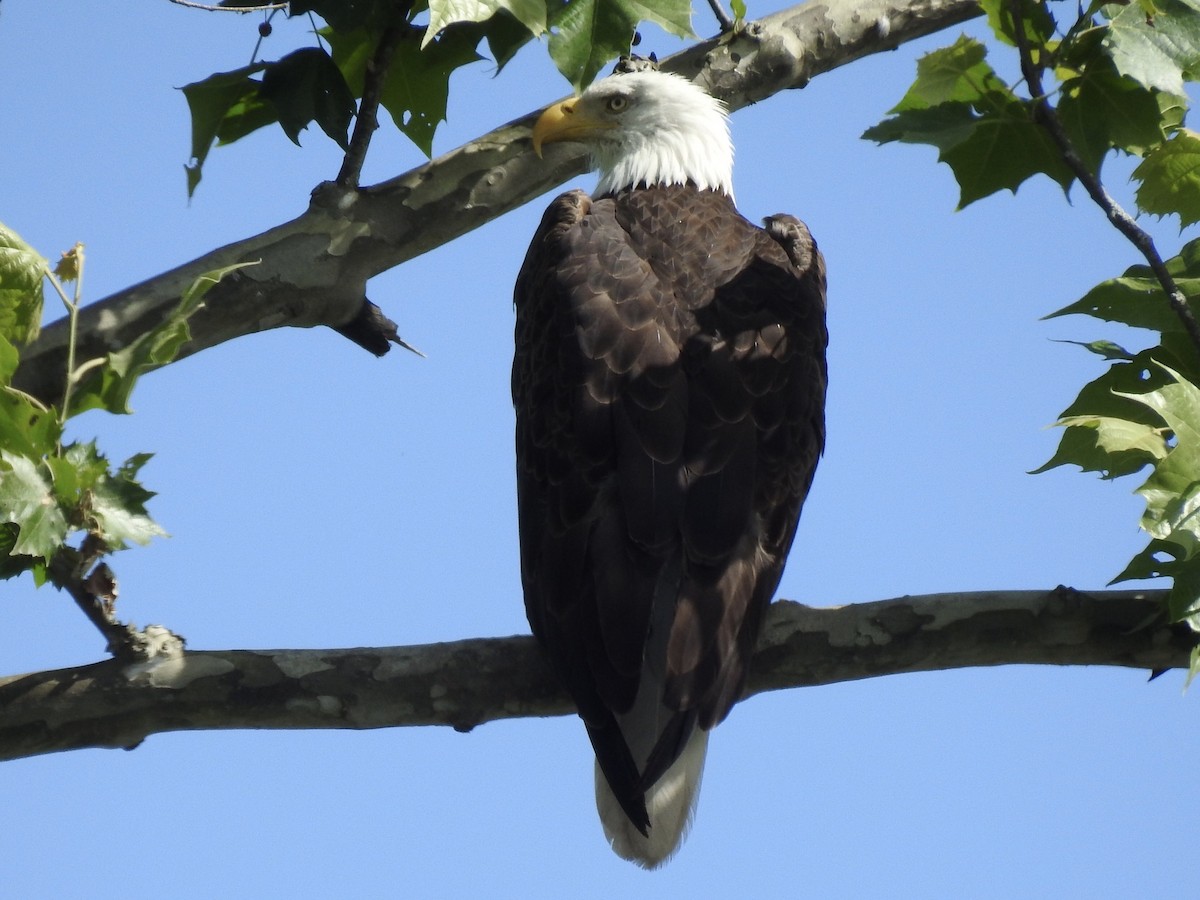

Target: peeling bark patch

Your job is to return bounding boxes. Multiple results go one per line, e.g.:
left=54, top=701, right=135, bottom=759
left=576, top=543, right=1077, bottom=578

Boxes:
left=271, top=653, right=337, bottom=680
left=122, top=655, right=235, bottom=688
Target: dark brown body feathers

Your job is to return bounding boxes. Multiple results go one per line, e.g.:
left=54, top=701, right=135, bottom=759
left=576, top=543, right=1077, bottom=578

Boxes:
left=513, top=184, right=826, bottom=833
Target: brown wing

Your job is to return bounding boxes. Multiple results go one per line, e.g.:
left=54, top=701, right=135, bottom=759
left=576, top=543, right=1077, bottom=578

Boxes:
left=513, top=185, right=826, bottom=832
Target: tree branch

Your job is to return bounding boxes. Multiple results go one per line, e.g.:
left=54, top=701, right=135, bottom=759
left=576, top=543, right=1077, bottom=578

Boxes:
left=1006, top=0, right=1200, bottom=355
left=13, top=0, right=983, bottom=405
left=335, top=21, right=409, bottom=188
left=1, top=587, right=1190, bottom=762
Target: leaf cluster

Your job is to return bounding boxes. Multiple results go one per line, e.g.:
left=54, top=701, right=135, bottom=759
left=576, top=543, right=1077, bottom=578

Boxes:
left=184, top=0, right=692, bottom=194
left=867, top=0, right=1200, bottom=672
left=0, top=222, right=231, bottom=587
left=863, top=0, right=1193, bottom=207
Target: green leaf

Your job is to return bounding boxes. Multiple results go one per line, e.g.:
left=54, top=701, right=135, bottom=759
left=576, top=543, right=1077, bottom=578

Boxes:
left=481, top=8, right=540, bottom=70
left=1115, top=364, right=1200, bottom=572
left=881, top=37, right=1001, bottom=112
left=387, top=31, right=482, bottom=154
left=1047, top=237, right=1200, bottom=331
left=1034, top=412, right=1168, bottom=479
left=0, top=334, right=18, bottom=384
left=861, top=102, right=979, bottom=151
left=1054, top=338, right=1136, bottom=361
left=1133, top=128, right=1200, bottom=226
left=0, top=520, right=35, bottom=580
left=979, top=0, right=1056, bottom=49
left=69, top=262, right=253, bottom=416
left=1058, top=61, right=1173, bottom=173
left=45, top=440, right=108, bottom=506
left=0, top=451, right=69, bottom=560
left=214, top=92, right=280, bottom=147
left=941, top=105, right=1075, bottom=206
left=1105, top=0, right=1200, bottom=95
left=547, top=0, right=692, bottom=90
left=863, top=37, right=1074, bottom=206
left=0, top=221, right=47, bottom=345
left=89, top=454, right=166, bottom=549
left=426, top=0, right=545, bottom=46
left=181, top=63, right=270, bottom=197
left=0, top=390, right=59, bottom=460
left=730, top=0, right=747, bottom=22
left=260, top=48, right=356, bottom=150
left=327, top=26, right=481, bottom=155
left=1034, top=347, right=1181, bottom=478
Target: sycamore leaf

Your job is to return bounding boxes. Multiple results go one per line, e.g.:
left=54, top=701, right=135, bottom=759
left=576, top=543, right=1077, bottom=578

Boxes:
left=45, top=441, right=109, bottom=507
left=90, top=454, right=166, bottom=549
left=482, top=9, right=540, bottom=70
left=1117, top=363, right=1200, bottom=549
left=1105, top=0, right=1200, bottom=95
left=426, top=0, right=545, bottom=47
left=1112, top=538, right=1200, bottom=627
left=1034, top=413, right=1167, bottom=479
left=0, top=451, right=68, bottom=560
left=887, top=36, right=1000, bottom=109
left=979, top=0, right=1056, bottom=49
left=259, top=48, right=356, bottom=150
left=0, top=391, right=60, bottom=460
left=1047, top=236, right=1200, bottom=331
left=941, top=106, right=1075, bottom=206
left=548, top=0, right=692, bottom=90
left=1057, top=61, right=1172, bottom=173
left=181, top=62, right=270, bottom=197
left=69, top=262, right=253, bottom=416
left=384, top=31, right=483, bottom=156
left=0, top=221, right=47, bottom=346
left=1133, top=128, right=1200, bottom=226
left=861, top=102, right=979, bottom=151
left=863, top=38, right=1073, bottom=206
left=1054, top=338, right=1136, bottom=361
left=327, top=26, right=483, bottom=156
left=0, top=521, right=34, bottom=580
left=1034, top=347, right=1180, bottom=478
left=0, top=334, right=18, bottom=384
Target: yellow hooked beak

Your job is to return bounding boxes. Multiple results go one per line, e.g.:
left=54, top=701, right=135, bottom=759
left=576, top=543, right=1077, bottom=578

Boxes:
left=531, top=97, right=613, bottom=157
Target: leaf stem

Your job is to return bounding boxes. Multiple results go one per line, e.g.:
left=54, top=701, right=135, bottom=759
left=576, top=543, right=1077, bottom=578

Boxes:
left=1006, top=0, right=1200, bottom=356
left=47, top=244, right=86, bottom=423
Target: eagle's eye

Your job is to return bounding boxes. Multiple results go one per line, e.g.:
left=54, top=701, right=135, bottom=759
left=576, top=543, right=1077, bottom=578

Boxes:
left=605, top=95, right=629, bottom=113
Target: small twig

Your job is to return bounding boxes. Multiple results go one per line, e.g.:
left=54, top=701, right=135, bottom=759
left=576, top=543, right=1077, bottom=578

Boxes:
left=704, top=0, right=736, bottom=31
left=336, top=25, right=408, bottom=187
left=168, top=0, right=288, bottom=11
left=1007, top=0, right=1200, bottom=356
left=44, top=244, right=84, bottom=420
left=46, top=541, right=129, bottom=657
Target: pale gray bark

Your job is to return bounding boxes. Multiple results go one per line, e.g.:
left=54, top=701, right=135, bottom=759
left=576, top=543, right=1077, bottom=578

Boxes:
left=1, top=587, right=1190, bottom=762
left=13, top=0, right=982, bottom=403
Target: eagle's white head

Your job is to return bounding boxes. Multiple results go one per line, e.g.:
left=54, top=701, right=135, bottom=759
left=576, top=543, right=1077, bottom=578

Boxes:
left=532, top=68, right=734, bottom=198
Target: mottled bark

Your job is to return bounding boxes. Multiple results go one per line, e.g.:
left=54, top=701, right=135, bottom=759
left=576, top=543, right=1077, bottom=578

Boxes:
left=1, top=587, right=1189, bottom=762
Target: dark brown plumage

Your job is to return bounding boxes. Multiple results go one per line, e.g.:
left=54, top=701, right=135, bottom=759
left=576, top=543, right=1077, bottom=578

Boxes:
left=513, top=181, right=827, bottom=855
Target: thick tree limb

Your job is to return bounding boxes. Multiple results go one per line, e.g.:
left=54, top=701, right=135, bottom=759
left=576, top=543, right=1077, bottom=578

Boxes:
left=1, top=587, right=1190, bottom=762
left=13, top=0, right=982, bottom=404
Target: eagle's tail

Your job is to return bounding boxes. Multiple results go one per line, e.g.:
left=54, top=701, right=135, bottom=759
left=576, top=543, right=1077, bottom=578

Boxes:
left=594, top=728, right=709, bottom=868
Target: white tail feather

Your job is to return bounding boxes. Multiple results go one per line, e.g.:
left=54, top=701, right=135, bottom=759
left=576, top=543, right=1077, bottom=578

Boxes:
left=595, top=729, right=710, bottom=868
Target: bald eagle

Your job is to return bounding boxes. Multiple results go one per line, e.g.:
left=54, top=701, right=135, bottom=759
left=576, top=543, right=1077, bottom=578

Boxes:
left=513, top=65, right=827, bottom=867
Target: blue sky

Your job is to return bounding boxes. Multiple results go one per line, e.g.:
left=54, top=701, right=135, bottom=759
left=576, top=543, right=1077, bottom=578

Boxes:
left=2, top=2, right=1196, bottom=897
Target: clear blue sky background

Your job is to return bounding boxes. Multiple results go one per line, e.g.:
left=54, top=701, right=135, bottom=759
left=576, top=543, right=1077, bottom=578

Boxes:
left=2, top=2, right=1196, bottom=897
